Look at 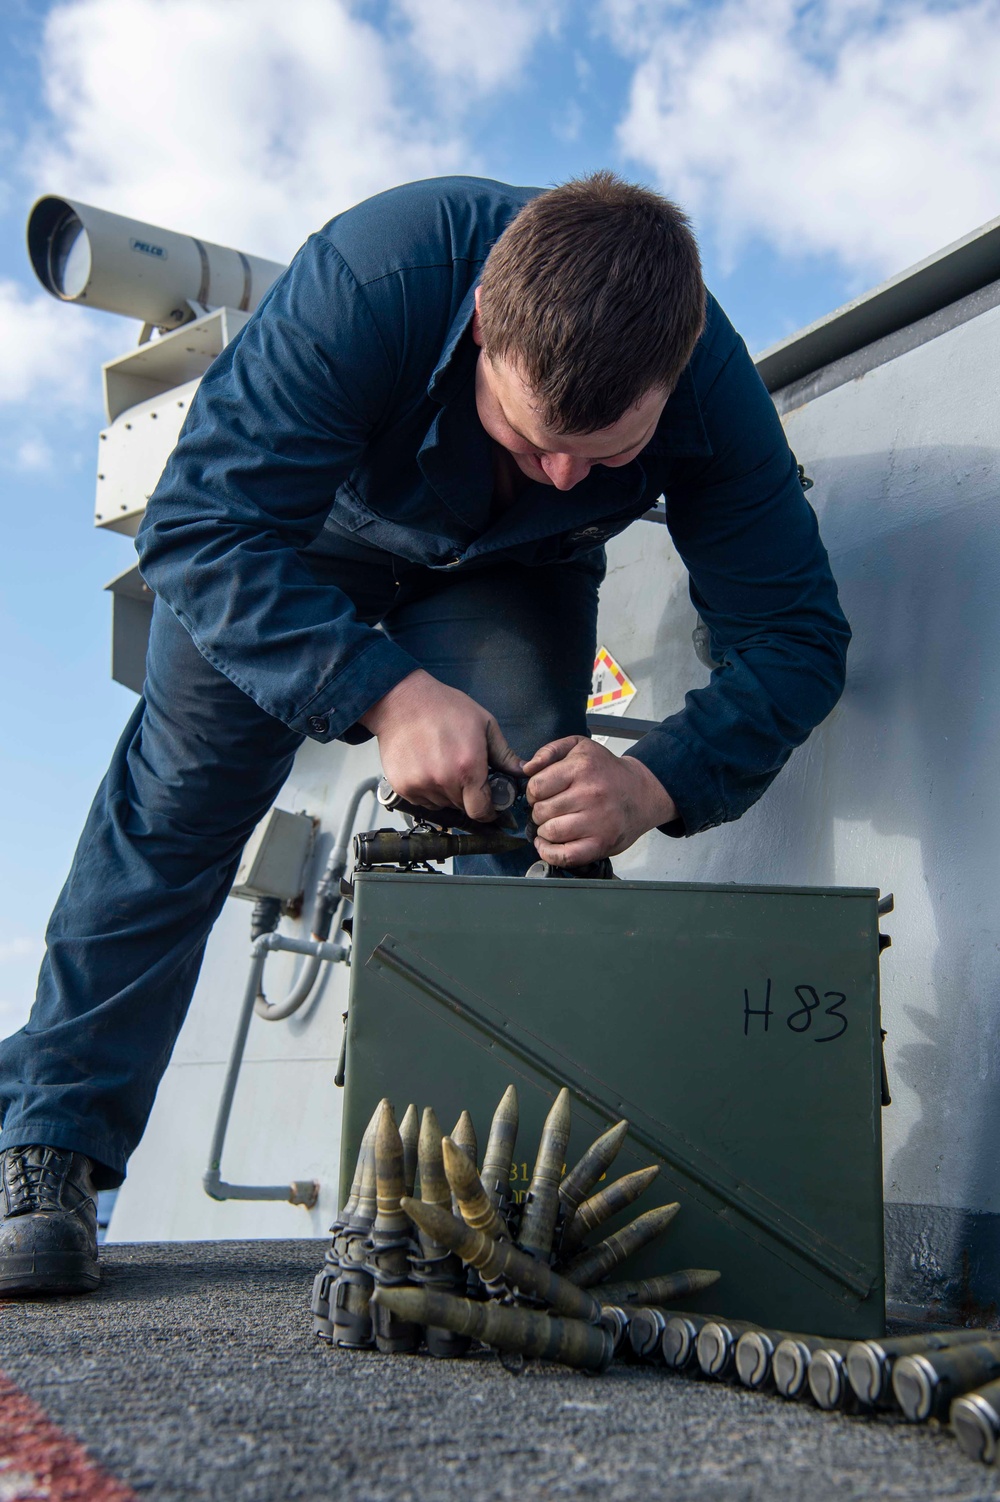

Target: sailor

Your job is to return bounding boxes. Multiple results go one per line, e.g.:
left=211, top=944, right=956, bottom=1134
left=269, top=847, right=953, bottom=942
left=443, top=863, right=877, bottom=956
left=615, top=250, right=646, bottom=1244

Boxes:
left=0, top=173, right=849, bottom=1296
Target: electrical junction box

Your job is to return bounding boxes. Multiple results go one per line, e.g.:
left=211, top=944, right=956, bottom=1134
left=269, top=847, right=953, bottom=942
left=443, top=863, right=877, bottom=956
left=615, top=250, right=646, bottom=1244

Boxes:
left=341, top=872, right=886, bottom=1338
left=230, top=807, right=315, bottom=905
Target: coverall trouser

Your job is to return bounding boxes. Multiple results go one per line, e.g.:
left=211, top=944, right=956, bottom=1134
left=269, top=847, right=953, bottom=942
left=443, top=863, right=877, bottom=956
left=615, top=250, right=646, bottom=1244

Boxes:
left=0, top=533, right=601, bottom=1186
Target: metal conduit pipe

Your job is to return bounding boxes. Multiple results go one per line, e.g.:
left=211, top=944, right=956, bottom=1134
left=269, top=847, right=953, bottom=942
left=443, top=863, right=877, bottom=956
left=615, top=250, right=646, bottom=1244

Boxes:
left=203, top=931, right=348, bottom=1205
left=254, top=776, right=380, bottom=1021
left=253, top=949, right=324, bottom=1025
left=202, top=774, right=380, bottom=1205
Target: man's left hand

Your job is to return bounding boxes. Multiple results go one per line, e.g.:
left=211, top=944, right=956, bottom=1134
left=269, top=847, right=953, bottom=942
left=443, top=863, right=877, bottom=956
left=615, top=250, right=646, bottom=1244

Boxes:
left=524, top=736, right=678, bottom=867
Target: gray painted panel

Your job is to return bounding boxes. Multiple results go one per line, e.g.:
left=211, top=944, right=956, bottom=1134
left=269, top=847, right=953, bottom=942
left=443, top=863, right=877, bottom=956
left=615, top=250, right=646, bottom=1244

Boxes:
left=771, top=276, right=1000, bottom=415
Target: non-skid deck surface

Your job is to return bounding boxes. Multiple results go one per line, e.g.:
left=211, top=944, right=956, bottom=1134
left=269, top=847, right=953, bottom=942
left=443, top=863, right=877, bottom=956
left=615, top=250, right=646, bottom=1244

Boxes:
left=1, top=1241, right=998, bottom=1501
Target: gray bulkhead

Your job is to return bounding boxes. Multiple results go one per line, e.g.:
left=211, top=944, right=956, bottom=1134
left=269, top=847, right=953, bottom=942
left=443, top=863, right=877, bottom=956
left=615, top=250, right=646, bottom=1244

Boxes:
left=68, top=200, right=1000, bottom=1321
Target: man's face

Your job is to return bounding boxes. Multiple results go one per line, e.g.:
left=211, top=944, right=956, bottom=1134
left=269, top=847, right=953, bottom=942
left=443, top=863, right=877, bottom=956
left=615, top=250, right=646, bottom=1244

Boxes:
left=472, top=293, right=667, bottom=492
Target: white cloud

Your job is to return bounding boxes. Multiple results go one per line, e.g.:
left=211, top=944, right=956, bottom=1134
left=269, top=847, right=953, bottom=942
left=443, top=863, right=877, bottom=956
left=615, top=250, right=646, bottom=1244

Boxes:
left=393, top=0, right=562, bottom=94
left=606, top=0, right=1000, bottom=277
left=13, top=436, right=54, bottom=471
left=0, top=279, right=111, bottom=407
left=25, top=0, right=473, bottom=263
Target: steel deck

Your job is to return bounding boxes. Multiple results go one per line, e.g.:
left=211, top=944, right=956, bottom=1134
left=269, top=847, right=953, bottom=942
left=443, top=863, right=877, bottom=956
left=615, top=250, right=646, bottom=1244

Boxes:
left=2, top=1241, right=998, bottom=1501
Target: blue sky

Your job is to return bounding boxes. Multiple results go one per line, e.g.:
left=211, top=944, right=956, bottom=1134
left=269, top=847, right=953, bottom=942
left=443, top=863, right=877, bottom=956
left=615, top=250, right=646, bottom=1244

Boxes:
left=2, top=0, right=999, bottom=1034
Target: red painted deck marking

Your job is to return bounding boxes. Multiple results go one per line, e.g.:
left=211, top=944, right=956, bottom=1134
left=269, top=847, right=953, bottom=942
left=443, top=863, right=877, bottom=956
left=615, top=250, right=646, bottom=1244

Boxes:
left=0, top=1371, right=136, bottom=1501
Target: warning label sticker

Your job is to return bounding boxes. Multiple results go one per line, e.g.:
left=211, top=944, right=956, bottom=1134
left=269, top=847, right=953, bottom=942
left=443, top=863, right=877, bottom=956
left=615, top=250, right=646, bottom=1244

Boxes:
left=588, top=645, right=637, bottom=716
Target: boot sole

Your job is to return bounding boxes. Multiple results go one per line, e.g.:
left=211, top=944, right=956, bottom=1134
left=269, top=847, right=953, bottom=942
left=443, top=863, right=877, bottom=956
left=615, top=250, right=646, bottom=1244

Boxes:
left=0, top=1252, right=100, bottom=1297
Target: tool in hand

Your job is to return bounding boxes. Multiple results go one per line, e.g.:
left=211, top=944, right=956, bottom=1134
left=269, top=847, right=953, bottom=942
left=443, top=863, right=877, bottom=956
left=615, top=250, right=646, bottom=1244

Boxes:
left=354, top=772, right=615, bottom=880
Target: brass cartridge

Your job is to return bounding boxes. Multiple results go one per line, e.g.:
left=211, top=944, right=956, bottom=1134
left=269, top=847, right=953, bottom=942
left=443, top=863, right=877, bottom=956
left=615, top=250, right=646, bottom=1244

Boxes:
left=313, top=1107, right=381, bottom=1341
left=559, top=1166, right=660, bottom=1256
left=807, top=1345, right=858, bottom=1410
left=401, top=1196, right=601, bottom=1322
left=448, top=1111, right=478, bottom=1223
left=481, top=1085, right=519, bottom=1211
left=413, top=1108, right=470, bottom=1359
left=399, top=1103, right=419, bottom=1199
left=893, top=1339, right=1000, bottom=1423
left=847, top=1328, right=990, bottom=1407
left=442, top=1136, right=508, bottom=1243
left=772, top=1338, right=815, bottom=1399
left=771, top=1335, right=850, bottom=1400
left=447, top=1113, right=486, bottom=1301
left=628, top=1307, right=672, bottom=1362
left=334, top=1110, right=376, bottom=1228
left=661, top=1313, right=716, bottom=1371
left=518, top=1087, right=572, bottom=1263
left=951, top=1378, right=1000, bottom=1465
left=451, top=1109, right=478, bottom=1167
left=416, top=1108, right=450, bottom=1223
left=371, top=1286, right=614, bottom=1373
left=333, top=1180, right=360, bottom=1231
left=599, top=1305, right=632, bottom=1356
left=561, top=1203, right=679, bottom=1288
left=559, top=1119, right=629, bottom=1217
left=596, top=1269, right=720, bottom=1307
left=735, top=1329, right=800, bottom=1390
left=367, top=1102, right=421, bottom=1355
left=349, top=1127, right=380, bottom=1231
left=329, top=1102, right=388, bottom=1350
left=372, top=1101, right=409, bottom=1238
left=696, top=1318, right=759, bottom=1379
left=765, top=1339, right=846, bottom=1405
left=343, top=1099, right=387, bottom=1233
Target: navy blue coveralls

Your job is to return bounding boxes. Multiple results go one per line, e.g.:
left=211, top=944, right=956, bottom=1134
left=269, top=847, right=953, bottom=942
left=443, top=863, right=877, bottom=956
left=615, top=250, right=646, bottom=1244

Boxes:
left=0, top=178, right=850, bottom=1186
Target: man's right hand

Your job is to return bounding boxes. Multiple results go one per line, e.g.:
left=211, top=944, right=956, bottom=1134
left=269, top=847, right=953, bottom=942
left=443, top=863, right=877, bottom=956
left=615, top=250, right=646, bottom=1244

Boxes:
left=360, top=669, right=525, bottom=823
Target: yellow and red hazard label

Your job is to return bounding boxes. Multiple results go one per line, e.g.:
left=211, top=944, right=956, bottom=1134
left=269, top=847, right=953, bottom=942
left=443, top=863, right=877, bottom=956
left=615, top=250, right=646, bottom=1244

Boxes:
left=588, top=645, right=637, bottom=713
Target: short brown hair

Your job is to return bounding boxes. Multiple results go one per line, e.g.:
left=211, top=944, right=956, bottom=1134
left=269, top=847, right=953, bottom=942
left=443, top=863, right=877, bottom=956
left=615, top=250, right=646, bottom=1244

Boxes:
left=477, top=171, right=705, bottom=435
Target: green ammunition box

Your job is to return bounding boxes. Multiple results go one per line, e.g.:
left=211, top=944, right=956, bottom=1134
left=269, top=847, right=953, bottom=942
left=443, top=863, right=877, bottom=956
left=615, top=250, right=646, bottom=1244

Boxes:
left=341, top=873, right=885, bottom=1337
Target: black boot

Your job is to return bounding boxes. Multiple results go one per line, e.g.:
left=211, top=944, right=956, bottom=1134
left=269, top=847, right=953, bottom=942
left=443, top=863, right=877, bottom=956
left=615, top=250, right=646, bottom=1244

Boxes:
left=0, top=1146, right=100, bottom=1296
